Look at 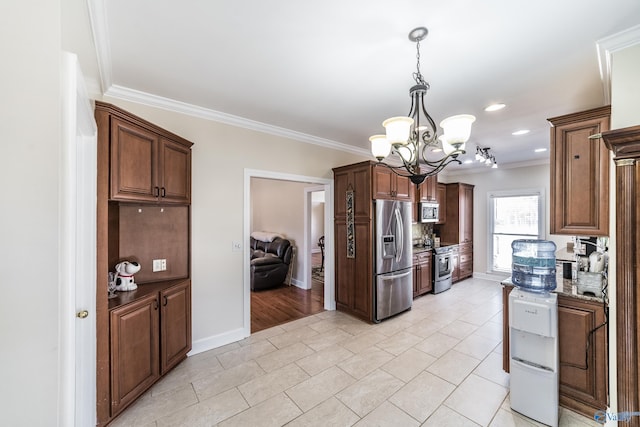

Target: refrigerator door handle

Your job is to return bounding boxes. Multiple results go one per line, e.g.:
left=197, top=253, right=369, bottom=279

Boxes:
left=394, top=207, right=403, bottom=264
left=380, top=270, right=412, bottom=281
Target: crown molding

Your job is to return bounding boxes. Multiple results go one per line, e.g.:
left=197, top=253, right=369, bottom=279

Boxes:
left=596, top=24, right=640, bottom=105
left=105, top=85, right=370, bottom=157
left=86, top=0, right=111, bottom=93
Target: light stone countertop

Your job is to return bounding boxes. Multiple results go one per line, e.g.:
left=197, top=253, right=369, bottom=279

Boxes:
left=501, top=276, right=606, bottom=304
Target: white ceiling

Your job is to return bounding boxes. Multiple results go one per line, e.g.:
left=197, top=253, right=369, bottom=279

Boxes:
left=86, top=0, right=640, bottom=171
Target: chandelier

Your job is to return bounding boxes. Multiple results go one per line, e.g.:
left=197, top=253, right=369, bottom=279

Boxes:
left=370, top=27, right=475, bottom=185
left=475, top=146, right=498, bottom=168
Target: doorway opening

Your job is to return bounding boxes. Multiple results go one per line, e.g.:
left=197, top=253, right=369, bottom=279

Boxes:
left=244, top=169, right=334, bottom=335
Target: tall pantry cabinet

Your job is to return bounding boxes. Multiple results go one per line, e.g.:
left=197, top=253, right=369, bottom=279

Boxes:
left=95, top=102, right=193, bottom=426
left=333, top=162, right=374, bottom=322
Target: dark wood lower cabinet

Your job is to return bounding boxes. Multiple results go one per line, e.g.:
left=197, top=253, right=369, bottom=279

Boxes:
left=502, top=284, right=608, bottom=418
left=110, top=293, right=159, bottom=416
left=109, top=280, right=192, bottom=419
left=557, top=296, right=608, bottom=416
left=413, top=251, right=433, bottom=297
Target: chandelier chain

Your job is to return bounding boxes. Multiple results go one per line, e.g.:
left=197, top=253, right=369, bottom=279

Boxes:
left=413, top=39, right=426, bottom=86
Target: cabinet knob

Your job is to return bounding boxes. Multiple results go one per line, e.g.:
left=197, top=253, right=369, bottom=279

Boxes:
left=76, top=310, right=89, bottom=319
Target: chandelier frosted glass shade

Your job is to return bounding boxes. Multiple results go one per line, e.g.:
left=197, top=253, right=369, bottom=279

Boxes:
left=370, top=134, right=392, bottom=160
left=382, top=116, right=414, bottom=145
left=439, top=114, right=476, bottom=145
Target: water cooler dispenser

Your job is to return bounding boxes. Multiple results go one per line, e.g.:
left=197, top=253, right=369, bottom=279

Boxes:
left=509, top=240, right=559, bottom=427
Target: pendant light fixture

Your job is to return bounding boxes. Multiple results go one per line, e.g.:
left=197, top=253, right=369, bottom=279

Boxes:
left=370, top=27, right=476, bottom=185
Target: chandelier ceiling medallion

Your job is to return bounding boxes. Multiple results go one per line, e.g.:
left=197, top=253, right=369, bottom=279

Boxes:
left=370, top=27, right=476, bottom=185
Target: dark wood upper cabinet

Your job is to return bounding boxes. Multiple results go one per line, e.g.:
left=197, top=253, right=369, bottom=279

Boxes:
left=435, top=183, right=446, bottom=224
left=101, top=102, right=193, bottom=204
left=372, top=165, right=414, bottom=201
left=548, top=106, right=610, bottom=236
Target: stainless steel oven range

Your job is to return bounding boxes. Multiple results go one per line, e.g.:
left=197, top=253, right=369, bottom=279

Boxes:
left=433, top=246, right=453, bottom=293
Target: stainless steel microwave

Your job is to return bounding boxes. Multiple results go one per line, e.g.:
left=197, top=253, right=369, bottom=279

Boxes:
left=420, top=202, right=439, bottom=223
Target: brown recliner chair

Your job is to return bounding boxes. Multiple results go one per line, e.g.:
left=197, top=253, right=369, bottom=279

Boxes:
left=250, top=237, right=293, bottom=291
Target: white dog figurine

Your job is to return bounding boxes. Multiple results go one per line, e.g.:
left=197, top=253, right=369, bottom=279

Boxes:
left=114, top=261, right=141, bottom=291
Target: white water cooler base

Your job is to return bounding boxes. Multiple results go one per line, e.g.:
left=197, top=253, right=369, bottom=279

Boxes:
left=509, top=288, right=559, bottom=427
left=510, top=359, right=558, bottom=426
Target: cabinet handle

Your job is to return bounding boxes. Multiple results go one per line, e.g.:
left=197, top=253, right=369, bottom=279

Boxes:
left=161, top=187, right=166, bottom=197
left=154, top=186, right=160, bottom=197
left=154, top=299, right=158, bottom=310
left=574, top=155, right=580, bottom=159
left=163, top=295, right=168, bottom=306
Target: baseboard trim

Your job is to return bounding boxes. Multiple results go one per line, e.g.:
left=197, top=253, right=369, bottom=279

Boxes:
left=188, top=327, right=248, bottom=356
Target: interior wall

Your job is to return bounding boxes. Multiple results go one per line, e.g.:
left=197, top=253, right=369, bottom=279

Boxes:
left=0, top=1, right=62, bottom=424
left=100, top=96, right=368, bottom=345
left=442, top=163, right=571, bottom=276
left=611, top=43, right=640, bottom=129
left=250, top=178, right=308, bottom=284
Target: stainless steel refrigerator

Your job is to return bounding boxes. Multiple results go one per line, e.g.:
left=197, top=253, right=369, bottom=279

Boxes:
left=375, top=199, right=413, bottom=322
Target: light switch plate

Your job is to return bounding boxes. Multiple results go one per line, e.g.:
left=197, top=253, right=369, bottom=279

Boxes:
left=232, top=241, right=242, bottom=252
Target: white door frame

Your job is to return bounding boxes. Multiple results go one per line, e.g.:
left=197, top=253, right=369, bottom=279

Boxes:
left=304, top=185, right=326, bottom=291
left=243, top=169, right=334, bottom=337
left=59, top=52, right=97, bottom=426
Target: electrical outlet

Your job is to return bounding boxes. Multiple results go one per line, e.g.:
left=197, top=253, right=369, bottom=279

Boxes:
left=232, top=241, right=242, bottom=252
left=152, top=259, right=167, bottom=272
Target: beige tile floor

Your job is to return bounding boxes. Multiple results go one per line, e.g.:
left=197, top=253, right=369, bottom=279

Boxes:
left=110, top=277, right=602, bottom=427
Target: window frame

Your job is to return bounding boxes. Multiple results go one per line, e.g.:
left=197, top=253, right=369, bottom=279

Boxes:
left=487, top=188, right=546, bottom=273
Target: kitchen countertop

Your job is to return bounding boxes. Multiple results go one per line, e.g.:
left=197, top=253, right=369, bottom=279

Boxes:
left=501, top=276, right=606, bottom=304
left=412, top=246, right=433, bottom=254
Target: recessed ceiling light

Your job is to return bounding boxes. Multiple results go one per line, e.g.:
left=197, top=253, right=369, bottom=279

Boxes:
left=431, top=147, right=443, bottom=153
left=512, top=129, right=530, bottom=136
left=484, top=103, right=506, bottom=112
left=464, top=159, right=473, bottom=164
left=534, top=148, right=547, bottom=153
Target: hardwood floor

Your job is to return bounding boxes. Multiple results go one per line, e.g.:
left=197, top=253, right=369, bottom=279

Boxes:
left=251, top=252, right=324, bottom=333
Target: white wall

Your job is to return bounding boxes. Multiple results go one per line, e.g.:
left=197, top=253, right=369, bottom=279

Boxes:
left=0, top=1, right=62, bottom=425
left=611, top=43, right=640, bottom=129
left=442, top=164, right=571, bottom=276
left=250, top=178, right=308, bottom=283
left=311, top=194, right=325, bottom=253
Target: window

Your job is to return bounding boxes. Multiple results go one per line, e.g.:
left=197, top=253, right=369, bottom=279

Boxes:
left=488, top=190, right=544, bottom=273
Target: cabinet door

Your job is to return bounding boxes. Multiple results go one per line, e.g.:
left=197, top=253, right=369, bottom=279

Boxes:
left=412, top=256, right=420, bottom=298
left=558, top=297, right=608, bottom=415
left=393, top=174, right=414, bottom=201
left=419, top=175, right=437, bottom=202
left=110, top=293, right=159, bottom=416
left=110, top=117, right=159, bottom=202
left=159, top=138, right=191, bottom=204
left=417, top=254, right=433, bottom=295
left=460, top=184, right=474, bottom=243
left=161, top=281, right=192, bottom=373
left=436, top=183, right=446, bottom=224
left=373, top=166, right=395, bottom=200
left=550, top=107, right=610, bottom=236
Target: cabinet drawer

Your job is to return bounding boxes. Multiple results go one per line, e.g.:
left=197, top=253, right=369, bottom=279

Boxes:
left=459, top=242, right=472, bottom=254
left=417, top=252, right=431, bottom=263
left=459, top=253, right=472, bottom=263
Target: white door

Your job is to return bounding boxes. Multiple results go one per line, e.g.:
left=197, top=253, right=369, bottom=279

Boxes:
left=60, top=52, right=97, bottom=426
